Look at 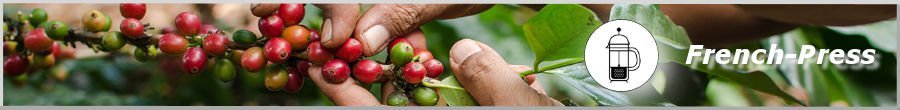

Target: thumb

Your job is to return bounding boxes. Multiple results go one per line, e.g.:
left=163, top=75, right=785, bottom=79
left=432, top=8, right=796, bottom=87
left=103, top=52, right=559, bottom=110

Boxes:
left=354, top=4, right=492, bottom=56
left=448, top=39, right=562, bottom=106
left=315, top=4, right=360, bottom=49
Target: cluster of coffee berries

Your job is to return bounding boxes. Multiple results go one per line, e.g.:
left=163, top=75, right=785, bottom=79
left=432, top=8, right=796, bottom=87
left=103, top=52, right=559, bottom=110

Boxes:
left=4, top=4, right=447, bottom=106
left=382, top=38, right=444, bottom=106
left=3, top=8, right=79, bottom=78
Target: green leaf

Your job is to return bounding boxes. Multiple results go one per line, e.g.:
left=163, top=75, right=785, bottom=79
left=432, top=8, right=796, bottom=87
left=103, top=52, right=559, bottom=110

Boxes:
left=827, top=20, right=896, bottom=52
left=422, top=77, right=464, bottom=90
left=522, top=4, right=601, bottom=69
left=609, top=4, right=691, bottom=50
left=541, top=63, right=674, bottom=106
left=436, top=76, right=479, bottom=106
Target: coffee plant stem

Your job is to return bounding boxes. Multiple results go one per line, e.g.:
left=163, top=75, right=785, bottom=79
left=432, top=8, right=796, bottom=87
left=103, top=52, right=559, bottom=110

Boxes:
left=518, top=58, right=584, bottom=78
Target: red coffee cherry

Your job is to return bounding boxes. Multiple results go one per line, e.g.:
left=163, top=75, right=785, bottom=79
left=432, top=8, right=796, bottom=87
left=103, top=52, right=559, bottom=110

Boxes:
left=158, top=33, right=188, bottom=54
left=4, top=54, right=29, bottom=76
left=337, top=38, right=362, bottom=62
left=264, top=38, right=291, bottom=63
left=353, top=59, right=382, bottom=84
left=241, top=47, right=267, bottom=72
left=182, top=47, right=207, bottom=75
left=306, top=41, right=334, bottom=65
left=120, top=18, right=144, bottom=39
left=52, top=43, right=76, bottom=60
left=25, top=28, right=53, bottom=52
left=282, top=25, right=310, bottom=50
left=321, top=59, right=350, bottom=83
left=277, top=4, right=305, bottom=26
left=402, top=62, right=426, bottom=84
left=422, top=59, right=444, bottom=78
left=202, top=33, right=229, bottom=56
left=413, top=49, right=433, bottom=62
left=284, top=67, right=305, bottom=93
left=175, top=12, right=201, bottom=36
left=295, top=60, right=312, bottom=77
left=258, top=15, right=284, bottom=38
left=309, top=29, right=320, bottom=42
left=119, top=3, right=146, bottom=19
left=200, top=24, right=218, bottom=35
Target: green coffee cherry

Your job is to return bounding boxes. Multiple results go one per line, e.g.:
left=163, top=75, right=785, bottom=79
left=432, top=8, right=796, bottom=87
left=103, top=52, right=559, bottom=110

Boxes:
left=387, top=91, right=410, bottom=106
left=413, top=87, right=439, bottom=106
left=134, top=46, right=159, bottom=62
left=29, top=8, right=48, bottom=27
left=233, top=29, right=258, bottom=45
left=101, top=31, right=125, bottom=51
left=390, top=42, right=414, bottom=66
left=215, top=58, right=236, bottom=82
left=40, top=20, right=69, bottom=40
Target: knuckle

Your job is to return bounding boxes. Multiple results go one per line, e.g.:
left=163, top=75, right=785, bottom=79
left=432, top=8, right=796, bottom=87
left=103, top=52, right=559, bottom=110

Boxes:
left=386, top=4, right=426, bottom=35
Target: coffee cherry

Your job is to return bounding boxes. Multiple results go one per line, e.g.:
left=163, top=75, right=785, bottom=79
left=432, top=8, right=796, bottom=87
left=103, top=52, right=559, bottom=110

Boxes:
left=388, top=38, right=409, bottom=52
left=200, top=24, right=218, bottom=35
left=215, top=58, right=236, bottom=82
left=413, top=49, right=433, bottom=62
left=250, top=4, right=279, bottom=17
left=31, top=54, right=55, bottom=69
left=264, top=38, right=291, bottom=63
left=390, top=41, right=414, bottom=67
left=101, top=31, right=126, bottom=51
left=4, top=54, right=29, bottom=76
left=282, top=25, right=310, bottom=50
left=120, top=3, right=146, bottom=19
left=337, top=38, right=362, bottom=62
left=353, top=59, right=382, bottom=84
left=51, top=43, right=76, bottom=60
left=82, top=10, right=112, bottom=32
left=24, top=28, right=53, bottom=52
left=284, top=67, right=305, bottom=93
left=306, top=42, right=334, bottom=65
left=259, top=15, right=284, bottom=38
left=134, top=45, right=159, bottom=62
left=402, top=62, right=426, bottom=84
left=295, top=60, right=312, bottom=77
left=265, top=64, right=289, bottom=91
left=321, top=59, right=350, bottom=83
left=241, top=47, right=267, bottom=72
left=29, top=8, right=48, bottom=27
left=203, top=33, right=229, bottom=56
left=229, top=50, right=245, bottom=67
left=309, top=29, right=321, bottom=42
left=387, top=91, right=409, bottom=106
left=158, top=33, right=188, bottom=54
left=160, top=27, right=175, bottom=34
left=422, top=59, right=444, bottom=78
left=233, top=29, right=258, bottom=45
left=277, top=4, right=305, bottom=26
left=183, top=47, right=207, bottom=75
left=175, top=12, right=201, bottom=36
left=413, top=87, right=439, bottom=106
left=40, top=20, right=69, bottom=40
left=120, top=18, right=144, bottom=39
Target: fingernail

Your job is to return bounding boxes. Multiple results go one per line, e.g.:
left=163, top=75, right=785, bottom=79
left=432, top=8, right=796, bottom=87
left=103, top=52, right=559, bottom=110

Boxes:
left=321, top=19, right=333, bottom=43
left=362, top=25, right=390, bottom=55
left=450, top=39, right=482, bottom=64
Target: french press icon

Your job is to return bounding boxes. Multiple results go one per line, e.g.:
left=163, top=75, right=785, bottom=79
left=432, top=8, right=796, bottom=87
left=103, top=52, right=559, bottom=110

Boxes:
left=607, top=28, right=640, bottom=82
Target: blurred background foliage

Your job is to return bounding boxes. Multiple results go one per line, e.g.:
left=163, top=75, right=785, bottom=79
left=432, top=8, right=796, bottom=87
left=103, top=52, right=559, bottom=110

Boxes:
left=3, top=4, right=897, bottom=106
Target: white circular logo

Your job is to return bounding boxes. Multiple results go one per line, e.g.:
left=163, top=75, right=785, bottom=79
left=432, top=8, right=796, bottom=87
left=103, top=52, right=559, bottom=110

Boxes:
left=585, top=20, right=658, bottom=92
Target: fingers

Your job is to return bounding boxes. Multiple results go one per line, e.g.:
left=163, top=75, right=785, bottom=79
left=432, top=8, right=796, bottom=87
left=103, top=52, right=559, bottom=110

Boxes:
left=306, top=66, right=381, bottom=106
left=510, top=65, right=548, bottom=95
left=315, top=4, right=360, bottom=49
left=355, top=4, right=492, bottom=56
left=448, top=39, right=562, bottom=106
